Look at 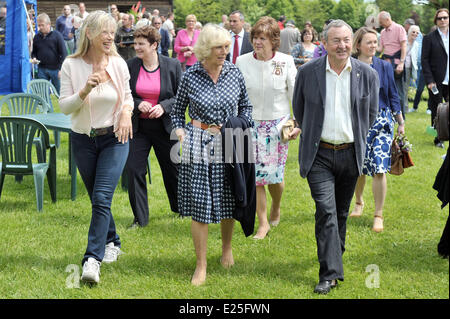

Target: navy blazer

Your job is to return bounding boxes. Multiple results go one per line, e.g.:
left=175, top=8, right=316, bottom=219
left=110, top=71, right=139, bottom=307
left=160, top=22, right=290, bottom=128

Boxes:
left=159, top=28, right=170, bottom=57
left=127, top=55, right=182, bottom=134
left=226, top=31, right=253, bottom=62
left=221, top=116, right=256, bottom=237
left=372, top=56, right=401, bottom=114
left=293, top=56, right=379, bottom=178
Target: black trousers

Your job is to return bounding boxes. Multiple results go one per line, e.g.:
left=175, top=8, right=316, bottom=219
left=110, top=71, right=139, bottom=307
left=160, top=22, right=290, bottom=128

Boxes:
left=306, top=146, right=359, bottom=282
left=428, top=83, right=449, bottom=144
left=126, top=119, right=179, bottom=226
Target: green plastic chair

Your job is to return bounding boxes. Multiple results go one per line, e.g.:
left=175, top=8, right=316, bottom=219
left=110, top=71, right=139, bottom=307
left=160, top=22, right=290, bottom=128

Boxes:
left=0, top=93, right=49, bottom=181
left=26, top=79, right=59, bottom=112
left=27, top=79, right=61, bottom=147
left=0, top=92, right=49, bottom=115
left=0, top=117, right=57, bottom=211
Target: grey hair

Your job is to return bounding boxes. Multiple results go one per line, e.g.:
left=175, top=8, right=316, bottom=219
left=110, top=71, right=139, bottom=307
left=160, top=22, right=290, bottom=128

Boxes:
left=404, top=18, right=415, bottom=25
left=230, top=10, right=245, bottom=21
left=378, top=11, right=391, bottom=20
left=408, top=24, right=420, bottom=36
left=323, top=19, right=353, bottom=42
left=37, top=13, right=51, bottom=24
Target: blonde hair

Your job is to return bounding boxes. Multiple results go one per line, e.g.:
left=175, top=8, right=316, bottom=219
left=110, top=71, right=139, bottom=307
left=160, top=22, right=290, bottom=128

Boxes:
left=185, top=14, right=197, bottom=23
left=69, top=10, right=119, bottom=58
left=194, top=24, right=231, bottom=62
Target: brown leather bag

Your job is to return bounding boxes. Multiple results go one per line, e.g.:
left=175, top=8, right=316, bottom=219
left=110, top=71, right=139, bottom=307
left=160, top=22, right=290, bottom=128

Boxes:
left=434, top=102, right=449, bottom=141
left=389, top=138, right=404, bottom=175
left=402, top=150, right=414, bottom=168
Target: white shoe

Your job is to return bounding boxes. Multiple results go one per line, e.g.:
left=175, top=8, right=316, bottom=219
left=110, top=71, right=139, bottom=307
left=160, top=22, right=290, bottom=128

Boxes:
left=81, top=257, right=101, bottom=283
left=426, top=109, right=432, bottom=114
left=103, top=242, right=122, bottom=264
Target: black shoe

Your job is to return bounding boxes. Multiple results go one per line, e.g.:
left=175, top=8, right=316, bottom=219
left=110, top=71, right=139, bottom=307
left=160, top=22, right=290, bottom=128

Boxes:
left=435, top=142, right=445, bottom=149
left=128, top=222, right=140, bottom=229
left=314, top=280, right=338, bottom=294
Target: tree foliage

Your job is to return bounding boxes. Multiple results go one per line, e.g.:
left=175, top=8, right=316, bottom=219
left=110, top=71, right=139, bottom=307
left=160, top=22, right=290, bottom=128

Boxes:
left=172, top=0, right=445, bottom=36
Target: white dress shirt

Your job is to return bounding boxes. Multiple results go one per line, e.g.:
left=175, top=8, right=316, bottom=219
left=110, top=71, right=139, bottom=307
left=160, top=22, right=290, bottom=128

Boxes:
left=438, top=28, right=449, bottom=85
left=321, top=57, right=354, bottom=144
left=230, top=29, right=245, bottom=63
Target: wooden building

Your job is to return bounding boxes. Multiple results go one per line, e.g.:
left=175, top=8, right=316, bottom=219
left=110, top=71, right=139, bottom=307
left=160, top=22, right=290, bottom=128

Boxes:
left=32, top=1, right=173, bottom=26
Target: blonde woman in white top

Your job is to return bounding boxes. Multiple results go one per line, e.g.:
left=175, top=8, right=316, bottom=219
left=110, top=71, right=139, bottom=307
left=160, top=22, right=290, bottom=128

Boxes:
left=236, top=16, right=300, bottom=240
left=59, top=11, right=134, bottom=284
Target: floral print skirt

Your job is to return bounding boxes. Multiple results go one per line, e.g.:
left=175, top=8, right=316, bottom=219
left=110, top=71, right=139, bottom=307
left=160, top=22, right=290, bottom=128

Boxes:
left=252, top=118, right=289, bottom=186
left=362, top=109, right=394, bottom=177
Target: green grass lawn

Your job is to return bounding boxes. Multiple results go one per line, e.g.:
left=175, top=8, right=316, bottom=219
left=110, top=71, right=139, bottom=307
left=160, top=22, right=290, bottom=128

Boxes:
left=0, top=94, right=448, bottom=299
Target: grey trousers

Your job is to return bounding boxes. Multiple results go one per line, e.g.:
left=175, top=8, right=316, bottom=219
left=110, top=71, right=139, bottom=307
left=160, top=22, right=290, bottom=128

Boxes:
left=307, top=145, right=359, bottom=282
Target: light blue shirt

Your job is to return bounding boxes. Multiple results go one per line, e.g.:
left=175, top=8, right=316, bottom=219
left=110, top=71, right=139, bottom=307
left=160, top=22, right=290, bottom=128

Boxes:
left=438, top=28, right=449, bottom=85
left=415, top=32, right=423, bottom=68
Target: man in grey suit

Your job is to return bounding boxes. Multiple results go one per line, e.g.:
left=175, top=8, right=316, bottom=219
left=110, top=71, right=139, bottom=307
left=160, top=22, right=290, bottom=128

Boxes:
left=292, top=20, right=379, bottom=294
left=227, top=10, right=253, bottom=63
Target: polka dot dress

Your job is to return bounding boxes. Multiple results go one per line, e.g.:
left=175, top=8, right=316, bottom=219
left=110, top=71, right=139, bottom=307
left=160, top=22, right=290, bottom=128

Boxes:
left=171, top=61, right=253, bottom=224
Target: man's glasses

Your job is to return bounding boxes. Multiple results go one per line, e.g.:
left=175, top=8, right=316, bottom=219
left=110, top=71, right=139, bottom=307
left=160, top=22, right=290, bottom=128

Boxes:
left=437, top=16, right=449, bottom=21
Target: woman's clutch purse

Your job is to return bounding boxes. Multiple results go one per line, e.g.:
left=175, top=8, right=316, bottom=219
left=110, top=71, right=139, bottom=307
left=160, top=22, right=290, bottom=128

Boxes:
left=280, top=119, right=296, bottom=143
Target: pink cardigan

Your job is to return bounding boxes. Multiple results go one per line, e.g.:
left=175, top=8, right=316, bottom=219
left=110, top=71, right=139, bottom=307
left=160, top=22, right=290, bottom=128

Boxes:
left=59, top=55, right=134, bottom=135
left=174, top=29, right=200, bottom=66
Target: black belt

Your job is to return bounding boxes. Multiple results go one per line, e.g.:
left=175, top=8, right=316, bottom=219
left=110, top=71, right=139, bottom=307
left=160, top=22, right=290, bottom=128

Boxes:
left=319, top=141, right=354, bottom=150
left=90, top=126, right=114, bottom=138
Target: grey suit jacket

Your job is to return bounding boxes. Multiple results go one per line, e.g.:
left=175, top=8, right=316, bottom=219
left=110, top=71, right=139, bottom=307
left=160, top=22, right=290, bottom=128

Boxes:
left=292, top=56, right=379, bottom=178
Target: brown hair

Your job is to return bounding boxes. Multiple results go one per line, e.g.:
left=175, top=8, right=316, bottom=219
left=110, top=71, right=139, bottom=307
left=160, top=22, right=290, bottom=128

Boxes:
left=133, top=25, right=161, bottom=49
left=434, top=8, right=449, bottom=24
left=250, top=16, right=280, bottom=52
left=301, top=28, right=316, bottom=42
left=352, top=26, right=378, bottom=56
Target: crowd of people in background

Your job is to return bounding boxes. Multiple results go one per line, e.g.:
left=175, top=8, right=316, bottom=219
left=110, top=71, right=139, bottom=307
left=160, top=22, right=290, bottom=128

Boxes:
left=6, top=2, right=447, bottom=293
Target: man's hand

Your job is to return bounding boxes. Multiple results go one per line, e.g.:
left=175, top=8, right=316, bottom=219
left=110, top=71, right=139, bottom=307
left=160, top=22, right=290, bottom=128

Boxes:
left=395, top=62, right=404, bottom=74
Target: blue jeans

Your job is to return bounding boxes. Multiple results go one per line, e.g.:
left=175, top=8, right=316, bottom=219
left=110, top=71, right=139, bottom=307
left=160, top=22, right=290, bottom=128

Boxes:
left=37, top=67, right=61, bottom=94
left=71, top=131, right=129, bottom=265
left=394, top=76, right=406, bottom=119
left=307, top=146, right=359, bottom=282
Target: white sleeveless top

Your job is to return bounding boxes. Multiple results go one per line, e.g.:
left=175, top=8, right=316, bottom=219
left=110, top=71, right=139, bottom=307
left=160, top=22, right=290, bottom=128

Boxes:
left=89, top=80, right=118, bottom=129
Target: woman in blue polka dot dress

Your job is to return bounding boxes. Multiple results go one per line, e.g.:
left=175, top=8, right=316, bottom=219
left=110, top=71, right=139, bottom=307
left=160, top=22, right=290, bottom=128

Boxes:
left=349, top=27, right=406, bottom=233
left=171, top=24, right=252, bottom=286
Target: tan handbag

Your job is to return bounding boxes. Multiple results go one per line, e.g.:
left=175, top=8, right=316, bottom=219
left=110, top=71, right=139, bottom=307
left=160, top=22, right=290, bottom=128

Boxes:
left=389, top=138, right=404, bottom=175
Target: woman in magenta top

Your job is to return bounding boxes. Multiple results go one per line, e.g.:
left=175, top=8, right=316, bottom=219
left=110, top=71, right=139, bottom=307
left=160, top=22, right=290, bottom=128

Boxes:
left=174, top=14, right=201, bottom=71
left=126, top=26, right=182, bottom=227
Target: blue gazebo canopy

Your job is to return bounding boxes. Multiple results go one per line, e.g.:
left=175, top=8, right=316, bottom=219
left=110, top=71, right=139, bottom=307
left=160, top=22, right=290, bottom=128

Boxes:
left=0, top=0, right=37, bottom=94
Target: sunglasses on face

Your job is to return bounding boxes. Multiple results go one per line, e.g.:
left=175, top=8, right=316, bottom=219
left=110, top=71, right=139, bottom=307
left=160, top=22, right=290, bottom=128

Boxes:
left=437, top=16, right=449, bottom=21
